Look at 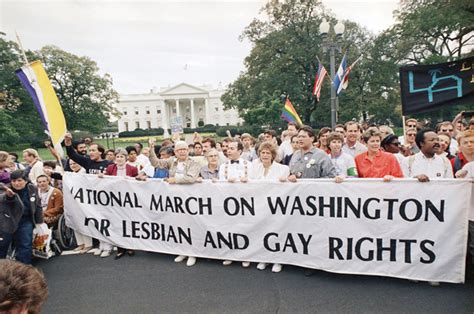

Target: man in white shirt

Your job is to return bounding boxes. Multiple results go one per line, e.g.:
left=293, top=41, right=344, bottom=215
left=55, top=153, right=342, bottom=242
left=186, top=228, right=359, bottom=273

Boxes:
left=219, top=140, right=252, bottom=182
left=22, top=149, right=44, bottom=184
left=402, top=129, right=453, bottom=180
left=342, top=121, right=367, bottom=157
left=278, top=122, right=299, bottom=161
left=218, top=139, right=253, bottom=267
left=401, top=129, right=453, bottom=286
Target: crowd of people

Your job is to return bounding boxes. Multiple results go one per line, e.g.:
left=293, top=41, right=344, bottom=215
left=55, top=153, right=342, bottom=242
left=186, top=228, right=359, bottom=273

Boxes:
left=0, top=112, right=473, bottom=282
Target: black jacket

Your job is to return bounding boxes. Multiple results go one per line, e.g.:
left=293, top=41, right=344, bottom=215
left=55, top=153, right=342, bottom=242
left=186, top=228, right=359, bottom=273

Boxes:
left=0, top=191, right=23, bottom=233
left=6, top=182, right=43, bottom=226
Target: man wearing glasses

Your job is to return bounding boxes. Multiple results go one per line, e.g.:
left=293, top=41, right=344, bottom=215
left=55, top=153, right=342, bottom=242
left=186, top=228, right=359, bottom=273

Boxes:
left=398, top=118, right=418, bottom=147
left=437, top=121, right=458, bottom=155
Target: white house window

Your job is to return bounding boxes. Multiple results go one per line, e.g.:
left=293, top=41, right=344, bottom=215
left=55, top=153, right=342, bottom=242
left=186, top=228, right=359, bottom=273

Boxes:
left=135, top=121, right=140, bottom=129
left=147, top=121, right=151, bottom=129
left=157, top=110, right=161, bottom=114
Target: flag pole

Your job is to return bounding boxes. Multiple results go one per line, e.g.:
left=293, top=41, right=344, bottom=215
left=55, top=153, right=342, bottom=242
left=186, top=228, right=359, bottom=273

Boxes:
left=15, top=31, right=30, bottom=67
left=402, top=115, right=406, bottom=145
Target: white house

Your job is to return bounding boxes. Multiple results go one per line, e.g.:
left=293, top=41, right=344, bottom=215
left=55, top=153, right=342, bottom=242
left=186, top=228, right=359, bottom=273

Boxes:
left=115, top=83, right=243, bottom=133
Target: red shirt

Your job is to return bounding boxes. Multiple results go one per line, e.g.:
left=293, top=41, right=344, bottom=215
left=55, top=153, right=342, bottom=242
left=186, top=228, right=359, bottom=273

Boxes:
left=450, top=152, right=469, bottom=173
left=355, top=150, right=404, bottom=178
left=105, top=164, right=138, bottom=177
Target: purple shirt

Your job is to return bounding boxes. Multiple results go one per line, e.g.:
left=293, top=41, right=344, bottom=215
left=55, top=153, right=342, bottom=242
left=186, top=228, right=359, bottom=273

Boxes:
left=0, top=170, right=10, bottom=184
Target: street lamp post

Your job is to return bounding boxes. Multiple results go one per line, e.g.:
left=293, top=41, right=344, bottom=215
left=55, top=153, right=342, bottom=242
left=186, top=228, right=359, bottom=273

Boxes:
left=320, top=19, right=345, bottom=129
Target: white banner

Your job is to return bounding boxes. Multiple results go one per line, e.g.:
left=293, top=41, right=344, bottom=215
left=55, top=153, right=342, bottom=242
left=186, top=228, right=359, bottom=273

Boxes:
left=63, top=173, right=473, bottom=283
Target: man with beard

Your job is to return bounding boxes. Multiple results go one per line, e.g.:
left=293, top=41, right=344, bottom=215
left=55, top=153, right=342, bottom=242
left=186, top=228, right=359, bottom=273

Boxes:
left=74, top=140, right=88, bottom=156
left=64, top=133, right=110, bottom=174
left=401, top=129, right=453, bottom=287
left=401, top=129, right=453, bottom=181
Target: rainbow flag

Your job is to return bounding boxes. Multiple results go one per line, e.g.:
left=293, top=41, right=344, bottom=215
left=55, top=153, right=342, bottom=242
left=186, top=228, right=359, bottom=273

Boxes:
left=280, top=98, right=303, bottom=126
left=16, top=61, right=67, bottom=155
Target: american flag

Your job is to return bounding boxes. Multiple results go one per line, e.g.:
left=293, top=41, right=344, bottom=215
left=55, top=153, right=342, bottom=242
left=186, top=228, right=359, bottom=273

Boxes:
left=313, top=62, right=328, bottom=102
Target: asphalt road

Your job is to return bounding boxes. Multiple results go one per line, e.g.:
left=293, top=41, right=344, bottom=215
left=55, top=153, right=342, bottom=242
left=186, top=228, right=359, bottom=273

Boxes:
left=35, top=252, right=474, bottom=314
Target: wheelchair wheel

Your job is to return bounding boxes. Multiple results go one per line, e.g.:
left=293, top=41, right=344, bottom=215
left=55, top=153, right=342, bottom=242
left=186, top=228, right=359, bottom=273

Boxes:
left=56, top=215, right=76, bottom=250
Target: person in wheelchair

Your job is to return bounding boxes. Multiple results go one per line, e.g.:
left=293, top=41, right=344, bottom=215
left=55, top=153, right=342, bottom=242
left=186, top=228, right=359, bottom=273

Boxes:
left=36, top=175, right=63, bottom=228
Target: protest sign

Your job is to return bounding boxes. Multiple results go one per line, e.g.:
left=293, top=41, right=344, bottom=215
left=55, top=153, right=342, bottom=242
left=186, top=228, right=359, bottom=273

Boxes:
left=399, top=56, right=474, bottom=115
left=63, top=173, right=472, bottom=283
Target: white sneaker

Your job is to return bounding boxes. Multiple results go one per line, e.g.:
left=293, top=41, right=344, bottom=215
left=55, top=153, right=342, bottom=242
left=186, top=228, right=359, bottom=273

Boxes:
left=186, top=256, right=197, bottom=266
left=88, top=248, right=99, bottom=255
left=429, top=281, right=440, bottom=287
left=174, top=255, right=186, bottom=263
left=100, top=250, right=111, bottom=258
left=73, top=245, right=84, bottom=252
left=93, top=249, right=102, bottom=256
left=257, top=263, right=267, bottom=270
left=242, top=262, right=250, bottom=268
left=223, top=260, right=233, bottom=266
left=80, top=246, right=93, bottom=254
left=272, top=264, right=282, bottom=273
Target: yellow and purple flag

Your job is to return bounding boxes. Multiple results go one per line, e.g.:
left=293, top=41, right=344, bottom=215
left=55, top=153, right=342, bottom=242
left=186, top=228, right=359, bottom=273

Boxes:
left=16, top=60, right=67, bottom=155
left=280, top=98, right=303, bottom=126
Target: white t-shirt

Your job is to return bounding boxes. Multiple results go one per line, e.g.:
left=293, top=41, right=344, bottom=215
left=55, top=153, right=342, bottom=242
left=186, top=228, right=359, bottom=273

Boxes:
left=329, top=152, right=357, bottom=177
left=402, top=152, right=453, bottom=178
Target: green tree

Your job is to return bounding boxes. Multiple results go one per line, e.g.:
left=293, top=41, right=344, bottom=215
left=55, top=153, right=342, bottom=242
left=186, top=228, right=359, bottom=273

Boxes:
left=222, top=0, right=328, bottom=126
left=389, top=0, right=474, bottom=64
left=38, top=45, right=119, bottom=133
left=0, top=37, right=44, bottom=146
left=221, top=0, right=401, bottom=128
left=387, top=0, right=474, bottom=123
left=0, top=109, right=20, bottom=146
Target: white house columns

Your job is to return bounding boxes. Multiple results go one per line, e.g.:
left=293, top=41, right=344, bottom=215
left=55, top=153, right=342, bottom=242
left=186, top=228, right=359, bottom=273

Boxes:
left=190, top=99, right=196, bottom=128
left=163, top=98, right=204, bottom=128
left=175, top=99, right=180, bottom=117
left=116, top=83, right=244, bottom=133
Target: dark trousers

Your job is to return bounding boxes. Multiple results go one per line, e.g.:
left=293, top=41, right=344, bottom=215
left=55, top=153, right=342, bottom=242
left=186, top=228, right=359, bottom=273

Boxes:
left=0, top=216, right=34, bottom=264
left=469, top=221, right=474, bottom=265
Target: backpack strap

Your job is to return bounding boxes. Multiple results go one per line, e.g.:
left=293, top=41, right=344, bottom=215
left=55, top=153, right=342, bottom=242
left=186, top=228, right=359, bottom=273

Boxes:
left=408, top=155, right=416, bottom=177
left=453, top=155, right=462, bottom=173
